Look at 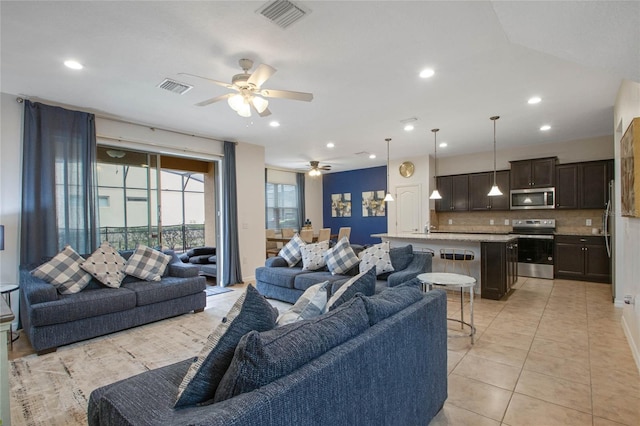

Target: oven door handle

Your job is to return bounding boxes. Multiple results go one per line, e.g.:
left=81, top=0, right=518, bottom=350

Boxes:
left=516, top=234, right=554, bottom=240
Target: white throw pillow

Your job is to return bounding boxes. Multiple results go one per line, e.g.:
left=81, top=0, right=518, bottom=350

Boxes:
left=358, top=241, right=395, bottom=275
left=276, top=281, right=329, bottom=326
left=300, top=240, right=330, bottom=271
left=278, top=233, right=306, bottom=267
left=80, top=241, right=127, bottom=288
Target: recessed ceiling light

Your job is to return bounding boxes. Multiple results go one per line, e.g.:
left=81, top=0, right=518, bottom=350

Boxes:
left=269, top=121, right=280, bottom=127
left=404, top=124, right=414, bottom=131
left=540, top=124, right=551, bottom=131
left=439, top=142, right=448, bottom=148
left=528, top=96, right=542, bottom=104
left=326, top=142, right=335, bottom=148
left=419, top=68, right=435, bottom=78
left=64, top=60, right=83, bottom=70
left=369, top=154, right=376, bottom=159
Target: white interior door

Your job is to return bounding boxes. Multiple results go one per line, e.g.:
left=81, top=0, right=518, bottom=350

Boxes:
left=396, top=184, right=422, bottom=233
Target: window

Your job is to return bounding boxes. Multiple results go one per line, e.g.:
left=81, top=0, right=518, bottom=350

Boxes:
left=98, top=195, right=110, bottom=208
left=266, top=182, right=299, bottom=230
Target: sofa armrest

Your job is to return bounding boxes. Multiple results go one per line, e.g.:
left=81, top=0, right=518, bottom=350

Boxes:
left=19, top=268, right=59, bottom=305
left=387, top=252, right=432, bottom=287
left=168, top=262, right=200, bottom=278
left=265, top=256, right=289, bottom=268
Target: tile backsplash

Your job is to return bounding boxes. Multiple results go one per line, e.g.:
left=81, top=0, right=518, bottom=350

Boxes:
left=433, top=209, right=606, bottom=235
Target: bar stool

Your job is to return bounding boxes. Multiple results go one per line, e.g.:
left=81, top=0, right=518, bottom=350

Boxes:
left=439, top=248, right=475, bottom=330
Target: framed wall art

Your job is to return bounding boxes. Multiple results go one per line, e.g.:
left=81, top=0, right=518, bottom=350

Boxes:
left=331, top=193, right=352, bottom=217
left=362, top=190, right=386, bottom=217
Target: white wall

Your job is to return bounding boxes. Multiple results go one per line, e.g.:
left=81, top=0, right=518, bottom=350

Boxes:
left=614, top=79, right=640, bottom=371
left=304, top=175, right=323, bottom=230
left=0, top=93, right=23, bottom=328
left=235, top=142, right=265, bottom=283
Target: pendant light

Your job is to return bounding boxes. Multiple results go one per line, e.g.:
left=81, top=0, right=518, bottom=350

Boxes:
left=487, top=116, right=503, bottom=197
left=429, top=128, right=442, bottom=200
left=383, top=138, right=394, bottom=202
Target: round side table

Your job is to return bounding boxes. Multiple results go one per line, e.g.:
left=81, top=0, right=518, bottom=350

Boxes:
left=0, top=284, right=19, bottom=349
left=417, top=272, right=476, bottom=344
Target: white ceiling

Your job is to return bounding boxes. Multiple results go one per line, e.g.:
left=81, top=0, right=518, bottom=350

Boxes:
left=1, top=1, right=638, bottom=172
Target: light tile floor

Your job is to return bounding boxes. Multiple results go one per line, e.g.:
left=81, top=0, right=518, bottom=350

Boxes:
left=9, top=277, right=639, bottom=425
left=430, top=277, right=640, bottom=426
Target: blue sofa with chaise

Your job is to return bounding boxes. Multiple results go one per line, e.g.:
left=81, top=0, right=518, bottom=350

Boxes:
left=87, top=284, right=448, bottom=426
left=255, top=244, right=432, bottom=303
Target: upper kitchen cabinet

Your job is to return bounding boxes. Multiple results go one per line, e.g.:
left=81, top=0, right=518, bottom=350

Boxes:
left=556, top=160, right=613, bottom=209
left=510, top=157, right=557, bottom=189
left=435, top=174, right=469, bottom=212
left=469, top=170, right=510, bottom=211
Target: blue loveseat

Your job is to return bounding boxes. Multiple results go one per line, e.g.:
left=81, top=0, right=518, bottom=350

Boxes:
left=19, top=250, right=206, bottom=355
left=87, top=286, right=448, bottom=426
left=255, top=244, right=432, bottom=303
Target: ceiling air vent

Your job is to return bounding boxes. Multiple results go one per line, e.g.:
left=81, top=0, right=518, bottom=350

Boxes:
left=156, top=78, right=193, bottom=95
left=256, top=0, right=310, bottom=29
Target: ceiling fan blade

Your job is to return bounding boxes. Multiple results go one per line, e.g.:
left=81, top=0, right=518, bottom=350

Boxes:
left=258, top=106, right=272, bottom=117
left=320, top=166, right=332, bottom=170
left=195, top=93, right=232, bottom=107
left=260, top=89, right=313, bottom=102
left=248, top=64, right=276, bottom=88
left=178, top=72, right=233, bottom=89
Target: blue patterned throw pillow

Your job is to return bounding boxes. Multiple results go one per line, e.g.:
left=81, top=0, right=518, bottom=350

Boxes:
left=174, top=285, right=278, bottom=408
left=324, top=237, right=359, bottom=275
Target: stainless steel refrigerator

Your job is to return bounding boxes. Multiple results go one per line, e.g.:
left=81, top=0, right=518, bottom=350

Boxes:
left=604, top=179, right=615, bottom=301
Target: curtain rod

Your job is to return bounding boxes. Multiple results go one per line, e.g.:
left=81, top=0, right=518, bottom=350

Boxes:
left=15, top=96, right=237, bottom=145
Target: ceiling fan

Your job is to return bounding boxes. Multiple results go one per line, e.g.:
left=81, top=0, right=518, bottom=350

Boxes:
left=180, top=59, right=313, bottom=118
left=308, top=161, right=331, bottom=176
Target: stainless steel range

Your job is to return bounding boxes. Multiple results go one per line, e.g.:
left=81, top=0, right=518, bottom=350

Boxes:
left=511, top=219, right=555, bottom=280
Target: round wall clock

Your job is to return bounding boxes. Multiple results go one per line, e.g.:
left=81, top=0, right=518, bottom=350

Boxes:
left=399, top=161, right=415, bottom=178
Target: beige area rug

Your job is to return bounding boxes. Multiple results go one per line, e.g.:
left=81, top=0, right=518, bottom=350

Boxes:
left=9, top=309, right=226, bottom=426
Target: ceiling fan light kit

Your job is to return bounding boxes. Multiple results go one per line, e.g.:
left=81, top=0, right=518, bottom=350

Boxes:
left=429, top=128, right=442, bottom=200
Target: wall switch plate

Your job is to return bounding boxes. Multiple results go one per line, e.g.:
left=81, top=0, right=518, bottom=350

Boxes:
left=490, top=219, right=495, bottom=225
left=505, top=219, right=510, bottom=225
left=448, top=219, right=453, bottom=225
left=586, top=219, right=592, bottom=226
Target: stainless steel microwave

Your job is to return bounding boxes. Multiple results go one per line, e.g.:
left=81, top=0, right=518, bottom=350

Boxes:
left=510, top=187, right=555, bottom=210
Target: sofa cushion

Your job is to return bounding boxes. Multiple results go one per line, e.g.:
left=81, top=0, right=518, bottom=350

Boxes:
left=292, top=270, right=347, bottom=292
left=300, top=240, right=330, bottom=271
left=174, top=285, right=278, bottom=408
left=357, top=284, right=424, bottom=325
left=122, top=276, right=205, bottom=306
left=358, top=241, right=394, bottom=275
left=326, top=266, right=376, bottom=311
left=80, top=241, right=127, bottom=288
left=277, top=281, right=329, bottom=326
left=214, top=296, right=369, bottom=403
left=324, top=237, right=359, bottom=275
left=30, top=287, right=136, bottom=327
left=186, top=247, right=216, bottom=257
left=255, top=265, right=310, bottom=290
left=123, top=245, right=172, bottom=281
left=388, top=244, right=414, bottom=271
left=188, top=254, right=215, bottom=265
left=30, top=245, right=93, bottom=294
left=279, top=233, right=306, bottom=267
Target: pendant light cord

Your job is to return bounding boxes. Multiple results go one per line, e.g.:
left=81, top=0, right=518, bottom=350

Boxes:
left=490, top=116, right=500, bottom=185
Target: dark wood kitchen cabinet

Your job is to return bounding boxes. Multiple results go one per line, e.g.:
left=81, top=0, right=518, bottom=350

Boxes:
left=469, top=170, right=510, bottom=211
left=554, top=235, right=611, bottom=283
left=555, top=160, right=613, bottom=209
left=481, top=240, right=518, bottom=300
left=510, top=157, right=557, bottom=189
left=435, top=174, right=469, bottom=212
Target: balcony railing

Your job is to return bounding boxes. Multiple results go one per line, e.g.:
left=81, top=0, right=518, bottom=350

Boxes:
left=100, top=224, right=205, bottom=252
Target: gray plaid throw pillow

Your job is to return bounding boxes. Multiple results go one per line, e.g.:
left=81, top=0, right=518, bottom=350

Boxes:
left=324, top=237, right=359, bottom=275
left=276, top=281, right=329, bottom=325
left=31, top=245, right=93, bottom=294
left=80, top=241, right=127, bottom=288
left=123, top=245, right=172, bottom=281
left=278, top=233, right=306, bottom=266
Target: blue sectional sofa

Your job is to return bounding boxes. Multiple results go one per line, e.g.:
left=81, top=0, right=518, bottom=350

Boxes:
left=87, top=286, right=448, bottom=426
left=256, top=244, right=432, bottom=303
left=19, top=251, right=206, bottom=355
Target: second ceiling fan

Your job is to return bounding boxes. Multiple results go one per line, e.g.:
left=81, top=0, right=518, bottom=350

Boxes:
left=181, top=58, right=313, bottom=117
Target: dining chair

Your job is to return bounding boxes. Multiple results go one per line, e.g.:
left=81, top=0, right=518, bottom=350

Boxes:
left=266, top=229, right=280, bottom=258
left=337, top=227, right=351, bottom=241
left=299, top=229, right=314, bottom=243
left=317, top=228, right=331, bottom=242
left=281, top=228, right=295, bottom=239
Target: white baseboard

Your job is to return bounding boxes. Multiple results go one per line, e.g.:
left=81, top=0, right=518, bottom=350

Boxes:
left=621, top=315, right=640, bottom=374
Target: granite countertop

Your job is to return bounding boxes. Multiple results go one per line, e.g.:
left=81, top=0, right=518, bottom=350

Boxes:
left=372, top=232, right=519, bottom=243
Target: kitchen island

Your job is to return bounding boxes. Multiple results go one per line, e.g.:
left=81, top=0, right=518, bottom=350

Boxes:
left=372, top=232, right=519, bottom=300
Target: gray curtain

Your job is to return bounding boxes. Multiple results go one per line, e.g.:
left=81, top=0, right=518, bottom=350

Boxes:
left=221, top=141, right=243, bottom=286
left=296, top=172, right=306, bottom=229
left=20, top=101, right=98, bottom=266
